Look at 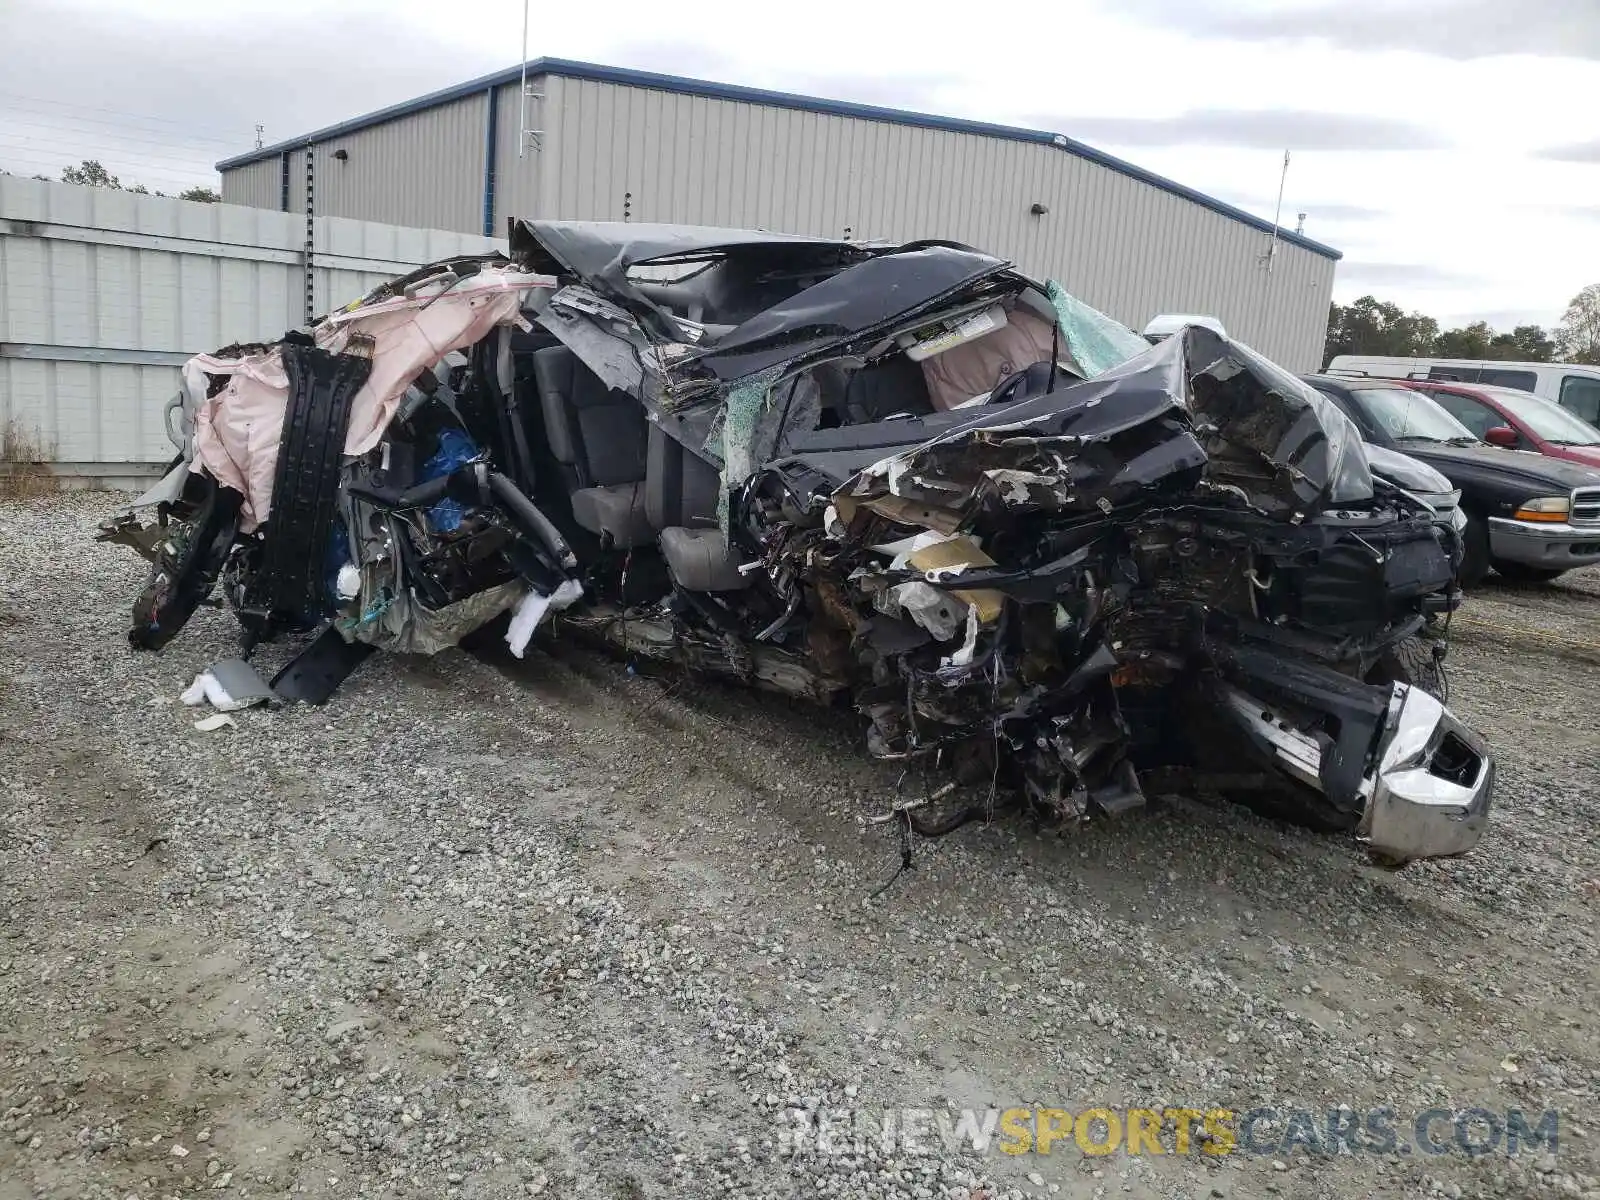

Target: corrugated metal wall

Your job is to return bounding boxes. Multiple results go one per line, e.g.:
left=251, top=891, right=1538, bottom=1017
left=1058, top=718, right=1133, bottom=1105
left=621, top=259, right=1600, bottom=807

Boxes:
left=219, top=69, right=1336, bottom=368
left=491, top=82, right=541, bottom=232
left=277, top=95, right=488, bottom=232
left=221, top=157, right=281, bottom=211
left=0, top=178, right=503, bottom=480
left=500, top=75, right=1333, bottom=369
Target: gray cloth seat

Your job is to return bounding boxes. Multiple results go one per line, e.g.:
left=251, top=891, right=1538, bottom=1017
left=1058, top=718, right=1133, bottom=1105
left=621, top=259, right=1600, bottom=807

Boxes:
left=843, top=354, right=933, bottom=423
left=658, top=528, right=749, bottom=592
left=532, top=345, right=652, bottom=547
left=571, top=484, right=652, bottom=548
left=645, top=424, right=751, bottom=591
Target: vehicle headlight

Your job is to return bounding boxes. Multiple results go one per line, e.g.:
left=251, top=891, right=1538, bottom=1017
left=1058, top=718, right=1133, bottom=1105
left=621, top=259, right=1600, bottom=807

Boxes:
left=1512, top=496, right=1570, bottom=522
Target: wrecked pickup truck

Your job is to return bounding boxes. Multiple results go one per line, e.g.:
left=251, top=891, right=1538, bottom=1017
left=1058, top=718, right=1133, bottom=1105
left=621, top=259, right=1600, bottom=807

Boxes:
left=101, top=221, right=1493, bottom=866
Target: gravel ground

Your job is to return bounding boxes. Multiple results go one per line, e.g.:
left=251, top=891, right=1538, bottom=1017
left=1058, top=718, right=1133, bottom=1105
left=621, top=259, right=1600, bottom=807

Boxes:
left=2, top=491, right=1598, bottom=1200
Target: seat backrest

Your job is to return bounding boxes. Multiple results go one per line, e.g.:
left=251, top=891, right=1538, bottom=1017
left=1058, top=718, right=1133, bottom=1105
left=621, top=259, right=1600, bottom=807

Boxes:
left=844, top=355, right=933, bottom=424
left=646, top=424, right=724, bottom=530
left=531, top=346, right=648, bottom=489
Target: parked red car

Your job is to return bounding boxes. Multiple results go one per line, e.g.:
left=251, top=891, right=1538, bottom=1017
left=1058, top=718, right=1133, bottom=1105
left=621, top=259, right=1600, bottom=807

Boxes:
left=1399, top=379, right=1600, bottom=468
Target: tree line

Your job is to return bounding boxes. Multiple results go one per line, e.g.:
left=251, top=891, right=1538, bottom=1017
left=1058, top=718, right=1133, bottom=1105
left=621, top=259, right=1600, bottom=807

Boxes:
left=1327, top=286, right=1600, bottom=366
left=3, top=158, right=220, bottom=203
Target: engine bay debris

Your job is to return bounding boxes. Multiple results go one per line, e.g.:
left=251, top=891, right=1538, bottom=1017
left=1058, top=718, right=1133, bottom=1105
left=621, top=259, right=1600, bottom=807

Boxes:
left=100, top=221, right=1493, bottom=866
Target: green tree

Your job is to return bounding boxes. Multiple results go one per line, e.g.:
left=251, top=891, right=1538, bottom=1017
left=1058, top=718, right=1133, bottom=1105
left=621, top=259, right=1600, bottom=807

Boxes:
left=53, top=158, right=225, bottom=200
left=59, top=158, right=123, bottom=188
left=1433, top=321, right=1493, bottom=359
left=1433, top=320, right=1555, bottom=361
left=1488, top=325, right=1555, bottom=361
left=1325, top=296, right=1439, bottom=358
left=1556, top=284, right=1600, bottom=365
left=1328, top=296, right=1561, bottom=365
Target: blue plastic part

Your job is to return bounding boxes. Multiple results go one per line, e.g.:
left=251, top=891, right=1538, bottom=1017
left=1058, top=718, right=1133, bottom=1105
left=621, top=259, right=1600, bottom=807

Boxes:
left=427, top=498, right=466, bottom=533
left=323, top=520, right=352, bottom=613
left=419, top=429, right=481, bottom=534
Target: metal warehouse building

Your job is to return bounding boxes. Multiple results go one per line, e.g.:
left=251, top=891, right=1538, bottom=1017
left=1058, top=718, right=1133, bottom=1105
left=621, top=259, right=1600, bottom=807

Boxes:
left=218, top=58, right=1341, bottom=369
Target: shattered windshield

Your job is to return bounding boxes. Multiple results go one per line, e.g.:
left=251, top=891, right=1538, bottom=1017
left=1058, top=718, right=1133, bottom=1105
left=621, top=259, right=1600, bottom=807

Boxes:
left=1353, top=388, right=1478, bottom=444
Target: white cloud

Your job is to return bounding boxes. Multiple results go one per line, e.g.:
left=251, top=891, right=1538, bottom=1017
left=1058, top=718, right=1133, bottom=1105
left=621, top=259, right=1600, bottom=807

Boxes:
left=1119, top=0, right=1600, bottom=62
left=4, top=0, right=1599, bottom=330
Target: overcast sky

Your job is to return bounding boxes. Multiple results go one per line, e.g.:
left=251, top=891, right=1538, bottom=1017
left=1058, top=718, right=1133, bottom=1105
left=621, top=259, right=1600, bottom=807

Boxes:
left=3, top=0, right=1597, bottom=331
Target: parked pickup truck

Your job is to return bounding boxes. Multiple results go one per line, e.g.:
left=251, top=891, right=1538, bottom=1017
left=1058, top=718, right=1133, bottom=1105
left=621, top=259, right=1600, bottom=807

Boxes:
left=1303, top=374, right=1600, bottom=584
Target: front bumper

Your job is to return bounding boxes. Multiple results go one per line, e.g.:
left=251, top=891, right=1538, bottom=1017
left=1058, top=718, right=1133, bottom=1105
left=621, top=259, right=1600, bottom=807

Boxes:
left=1487, top=517, right=1600, bottom=569
left=1413, top=489, right=1463, bottom=531
left=1358, top=685, right=1493, bottom=865
left=1221, top=678, right=1493, bottom=865
left=1433, top=498, right=1467, bottom=537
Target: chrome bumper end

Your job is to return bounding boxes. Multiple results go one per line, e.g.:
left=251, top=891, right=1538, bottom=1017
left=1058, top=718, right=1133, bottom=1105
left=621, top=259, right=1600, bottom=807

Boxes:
left=1487, top=516, right=1600, bottom=569
left=1358, top=685, right=1494, bottom=866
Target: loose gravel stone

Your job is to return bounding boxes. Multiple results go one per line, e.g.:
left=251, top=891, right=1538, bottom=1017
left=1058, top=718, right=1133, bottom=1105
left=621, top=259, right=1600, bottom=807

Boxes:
left=1, top=492, right=1598, bottom=1200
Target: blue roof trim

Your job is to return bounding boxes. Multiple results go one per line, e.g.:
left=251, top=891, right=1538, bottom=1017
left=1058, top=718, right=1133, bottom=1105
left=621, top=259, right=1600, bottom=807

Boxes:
left=217, top=57, right=1342, bottom=262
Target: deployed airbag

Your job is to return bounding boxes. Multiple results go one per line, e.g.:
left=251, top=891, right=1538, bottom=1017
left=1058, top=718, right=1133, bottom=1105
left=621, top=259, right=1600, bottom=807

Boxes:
left=190, top=265, right=551, bottom=530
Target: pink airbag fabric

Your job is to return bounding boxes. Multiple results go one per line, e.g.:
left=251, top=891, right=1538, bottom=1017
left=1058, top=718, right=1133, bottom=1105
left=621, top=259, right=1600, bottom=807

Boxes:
left=189, top=267, right=549, bottom=531
left=920, top=307, right=1057, bottom=412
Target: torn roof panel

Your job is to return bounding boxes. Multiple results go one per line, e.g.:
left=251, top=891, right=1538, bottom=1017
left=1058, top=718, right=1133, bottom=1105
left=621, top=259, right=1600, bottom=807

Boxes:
left=692, top=244, right=1013, bottom=382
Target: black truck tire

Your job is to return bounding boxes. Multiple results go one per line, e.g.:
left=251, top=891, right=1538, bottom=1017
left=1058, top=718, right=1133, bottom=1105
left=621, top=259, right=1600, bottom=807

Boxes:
left=1458, top=514, right=1490, bottom=588
left=1368, top=634, right=1445, bottom=700
left=1492, top=561, right=1566, bottom=584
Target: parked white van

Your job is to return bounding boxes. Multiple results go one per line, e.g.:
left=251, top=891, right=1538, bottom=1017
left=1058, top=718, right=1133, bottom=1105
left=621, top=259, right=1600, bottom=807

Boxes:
left=1325, top=356, right=1600, bottom=425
